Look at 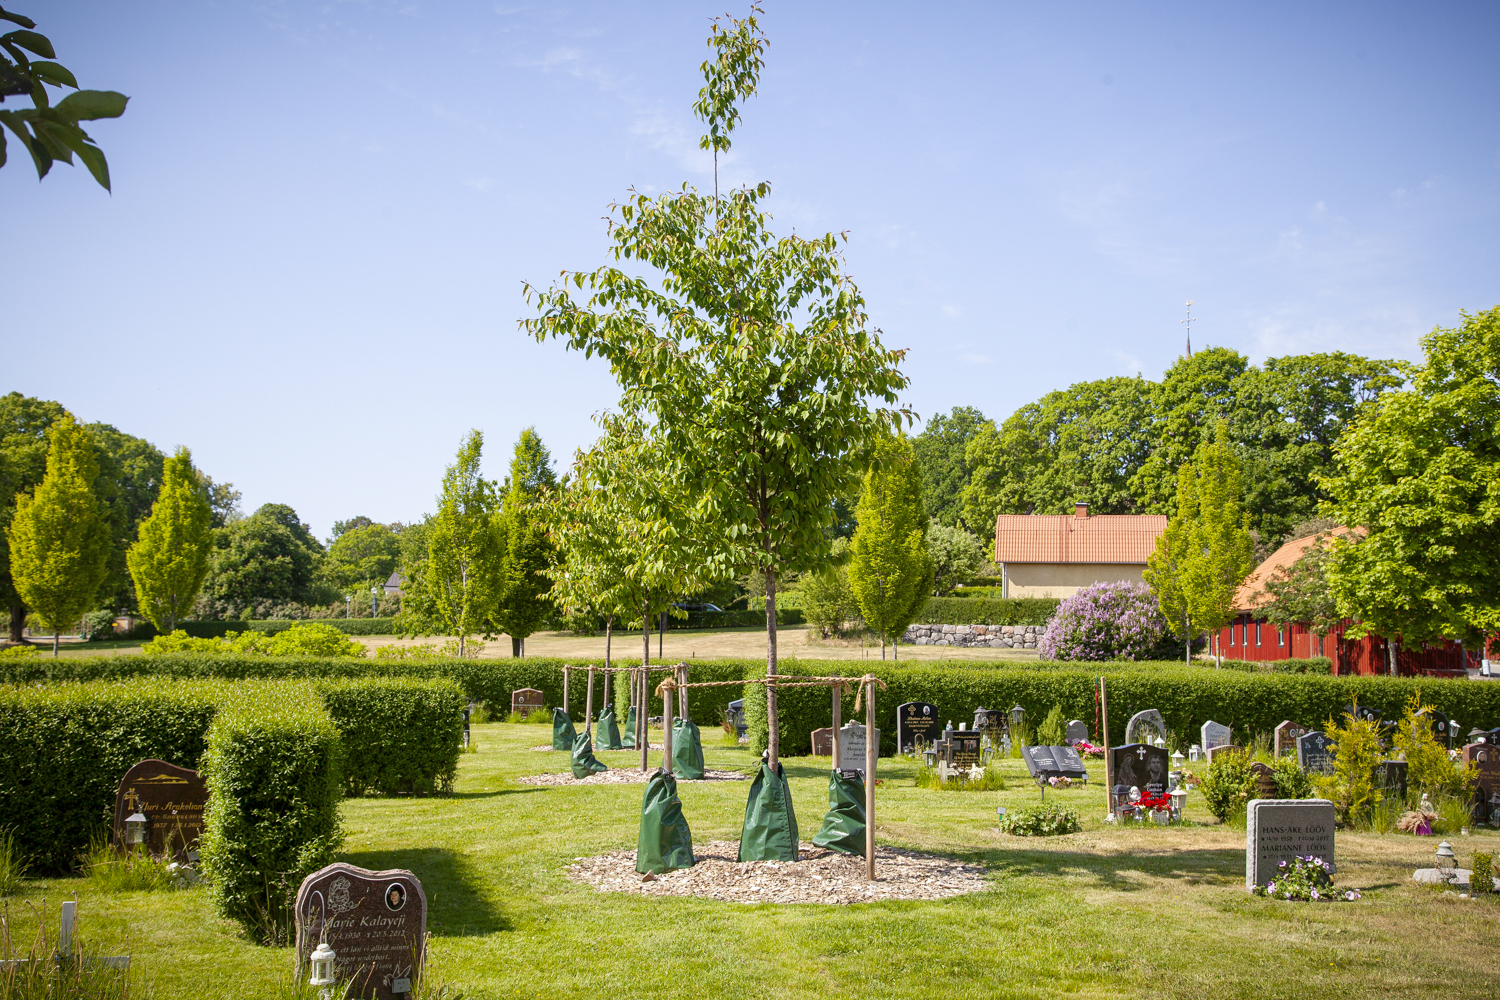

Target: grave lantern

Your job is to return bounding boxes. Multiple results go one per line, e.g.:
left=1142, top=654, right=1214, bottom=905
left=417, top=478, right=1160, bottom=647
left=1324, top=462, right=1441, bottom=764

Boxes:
left=1435, top=841, right=1457, bottom=877
left=923, top=748, right=938, bottom=768
left=1009, top=706, right=1025, bottom=731
left=1154, top=737, right=1165, bottom=749
left=1169, top=787, right=1187, bottom=821
left=309, top=941, right=338, bottom=988
left=1189, top=744, right=1201, bottom=763
left=1171, top=749, right=1185, bottom=769
left=124, top=811, right=148, bottom=846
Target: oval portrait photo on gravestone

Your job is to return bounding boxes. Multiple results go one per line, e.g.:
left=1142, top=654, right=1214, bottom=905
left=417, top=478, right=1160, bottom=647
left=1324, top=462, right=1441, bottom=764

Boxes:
left=385, top=882, right=407, bottom=912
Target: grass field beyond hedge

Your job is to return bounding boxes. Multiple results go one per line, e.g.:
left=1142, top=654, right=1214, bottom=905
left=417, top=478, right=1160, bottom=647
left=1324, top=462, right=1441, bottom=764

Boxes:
left=4, top=723, right=1498, bottom=999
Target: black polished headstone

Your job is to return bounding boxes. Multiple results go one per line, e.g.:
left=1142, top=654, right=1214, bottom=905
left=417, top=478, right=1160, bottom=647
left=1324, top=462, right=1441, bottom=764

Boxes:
left=1373, top=760, right=1407, bottom=799
left=948, top=731, right=982, bottom=768
left=972, top=706, right=1006, bottom=734
left=1343, top=704, right=1381, bottom=726
left=1111, top=743, right=1170, bottom=796
left=896, top=701, right=939, bottom=752
left=1297, top=731, right=1334, bottom=773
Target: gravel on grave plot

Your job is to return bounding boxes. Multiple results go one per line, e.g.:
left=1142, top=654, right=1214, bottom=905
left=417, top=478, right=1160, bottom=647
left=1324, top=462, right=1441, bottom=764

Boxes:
left=516, top=769, right=749, bottom=785
left=566, top=840, right=990, bottom=904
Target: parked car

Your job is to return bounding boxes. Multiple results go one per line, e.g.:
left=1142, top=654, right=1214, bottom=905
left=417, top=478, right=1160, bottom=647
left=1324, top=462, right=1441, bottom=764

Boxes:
left=672, top=602, right=724, bottom=613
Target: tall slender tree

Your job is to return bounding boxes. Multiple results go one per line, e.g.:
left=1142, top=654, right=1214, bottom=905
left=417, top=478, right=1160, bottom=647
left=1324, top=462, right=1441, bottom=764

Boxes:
left=6, top=414, right=111, bottom=655
left=127, top=446, right=212, bottom=633
left=493, top=427, right=557, bottom=656
left=413, top=430, right=501, bottom=657
left=522, top=7, right=910, bottom=767
left=848, top=435, right=933, bottom=660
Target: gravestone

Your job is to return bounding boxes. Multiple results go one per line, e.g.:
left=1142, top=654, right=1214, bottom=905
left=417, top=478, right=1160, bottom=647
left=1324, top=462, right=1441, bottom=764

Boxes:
left=296, top=863, right=427, bottom=999
left=1066, top=719, right=1090, bottom=743
left=1343, top=704, right=1381, bottom=726
left=1111, top=743, right=1170, bottom=797
left=113, top=760, right=209, bottom=862
left=947, top=730, right=982, bottom=769
left=838, top=722, right=880, bottom=774
left=811, top=727, right=833, bottom=757
left=1200, top=720, right=1231, bottom=752
left=1297, top=731, right=1334, bottom=774
left=1464, top=743, right=1500, bottom=798
left=1373, top=760, right=1408, bottom=799
left=1125, top=710, right=1166, bottom=746
left=1205, top=744, right=1241, bottom=763
left=1245, top=799, right=1336, bottom=891
left=1273, top=721, right=1308, bottom=757
left=1416, top=708, right=1452, bottom=745
left=511, top=688, right=544, bottom=718
left=972, top=707, right=1006, bottom=734
left=1024, top=745, right=1089, bottom=781
left=1248, top=761, right=1278, bottom=798
left=896, top=701, right=939, bottom=752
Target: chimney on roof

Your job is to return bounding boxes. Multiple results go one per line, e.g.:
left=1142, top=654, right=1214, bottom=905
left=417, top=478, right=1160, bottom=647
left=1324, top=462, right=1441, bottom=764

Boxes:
left=1074, top=502, right=1089, bottom=518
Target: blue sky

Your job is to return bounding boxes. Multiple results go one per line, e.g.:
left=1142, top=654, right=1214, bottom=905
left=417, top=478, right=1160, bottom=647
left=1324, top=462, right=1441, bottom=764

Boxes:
left=4, top=1, right=1497, bottom=540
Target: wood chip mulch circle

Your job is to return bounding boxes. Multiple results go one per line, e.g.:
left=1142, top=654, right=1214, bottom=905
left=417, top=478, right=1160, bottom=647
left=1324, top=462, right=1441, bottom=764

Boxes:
left=517, top=768, right=749, bottom=785
left=565, top=840, right=990, bottom=904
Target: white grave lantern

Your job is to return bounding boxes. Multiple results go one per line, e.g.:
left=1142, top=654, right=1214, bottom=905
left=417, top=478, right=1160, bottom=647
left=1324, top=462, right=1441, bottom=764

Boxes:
left=1189, top=744, right=1202, bottom=763
left=309, top=941, right=338, bottom=987
left=1435, top=841, right=1457, bottom=879
left=1169, top=787, right=1187, bottom=821
left=124, top=811, right=148, bottom=846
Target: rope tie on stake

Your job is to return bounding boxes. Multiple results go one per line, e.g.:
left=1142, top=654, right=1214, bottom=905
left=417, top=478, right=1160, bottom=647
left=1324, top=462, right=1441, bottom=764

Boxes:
left=851, top=674, right=888, bottom=713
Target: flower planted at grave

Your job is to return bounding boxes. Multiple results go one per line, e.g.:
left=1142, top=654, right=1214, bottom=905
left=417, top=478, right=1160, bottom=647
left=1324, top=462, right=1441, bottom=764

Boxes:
left=1252, top=856, right=1361, bottom=902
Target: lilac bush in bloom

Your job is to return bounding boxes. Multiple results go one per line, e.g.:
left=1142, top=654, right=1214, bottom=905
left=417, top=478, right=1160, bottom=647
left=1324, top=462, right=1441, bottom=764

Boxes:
left=1038, top=581, right=1177, bottom=661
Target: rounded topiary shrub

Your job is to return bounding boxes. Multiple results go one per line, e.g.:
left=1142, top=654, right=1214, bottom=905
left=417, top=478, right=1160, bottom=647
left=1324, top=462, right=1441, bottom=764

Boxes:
left=1038, top=581, right=1177, bottom=661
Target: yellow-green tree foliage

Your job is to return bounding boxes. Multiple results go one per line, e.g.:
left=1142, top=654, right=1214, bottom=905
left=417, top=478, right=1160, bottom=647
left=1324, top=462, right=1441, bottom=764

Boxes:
left=127, top=447, right=212, bottom=633
left=5, top=415, right=110, bottom=651
left=1144, top=420, right=1254, bottom=661
left=848, top=435, right=933, bottom=658
left=1392, top=694, right=1471, bottom=798
left=1320, top=705, right=1384, bottom=826
left=423, top=430, right=502, bottom=657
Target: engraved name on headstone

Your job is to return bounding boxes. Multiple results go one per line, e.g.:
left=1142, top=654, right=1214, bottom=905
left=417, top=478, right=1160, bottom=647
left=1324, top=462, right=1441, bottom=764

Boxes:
left=113, top=759, right=208, bottom=862
left=896, top=702, right=939, bottom=751
left=1245, top=799, right=1336, bottom=891
left=1125, top=710, right=1166, bottom=746
left=946, top=730, right=981, bottom=769
left=511, top=688, right=544, bottom=718
left=296, top=863, right=427, bottom=999
left=811, top=727, right=833, bottom=757
left=1297, top=731, right=1334, bottom=774
left=1111, top=743, right=1170, bottom=797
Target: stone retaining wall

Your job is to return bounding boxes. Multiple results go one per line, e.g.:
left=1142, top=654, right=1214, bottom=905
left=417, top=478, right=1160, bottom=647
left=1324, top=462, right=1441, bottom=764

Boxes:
left=902, top=623, right=1046, bottom=649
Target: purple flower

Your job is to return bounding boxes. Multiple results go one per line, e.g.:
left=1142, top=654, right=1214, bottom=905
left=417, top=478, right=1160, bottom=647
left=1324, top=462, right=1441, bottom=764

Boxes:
left=1279, top=861, right=1288, bottom=868
left=1038, top=582, right=1175, bottom=661
left=1267, top=882, right=1276, bottom=892
left=1310, top=889, right=1320, bottom=900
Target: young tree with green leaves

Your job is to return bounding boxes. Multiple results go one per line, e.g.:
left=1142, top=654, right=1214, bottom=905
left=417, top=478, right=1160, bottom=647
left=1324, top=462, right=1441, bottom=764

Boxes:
left=1144, top=421, right=1254, bottom=664
left=494, top=427, right=558, bottom=657
left=409, top=430, right=502, bottom=658
left=323, top=521, right=400, bottom=592
left=0, top=7, right=127, bottom=189
left=849, top=435, right=933, bottom=660
left=5, top=414, right=111, bottom=655
left=522, top=7, right=909, bottom=766
left=0, top=392, right=65, bottom=641
left=926, top=522, right=987, bottom=596
left=126, top=447, right=212, bottom=633
left=912, top=406, right=987, bottom=530
left=1321, top=307, right=1500, bottom=668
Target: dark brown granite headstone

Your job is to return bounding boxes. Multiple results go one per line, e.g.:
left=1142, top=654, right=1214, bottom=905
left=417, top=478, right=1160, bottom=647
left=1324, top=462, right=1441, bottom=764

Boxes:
left=1248, top=761, right=1278, bottom=798
left=113, top=759, right=208, bottom=862
left=1465, top=743, right=1500, bottom=798
left=810, top=727, right=833, bottom=756
left=511, top=688, right=544, bottom=718
left=1273, top=721, right=1307, bottom=757
left=296, top=863, right=427, bottom=999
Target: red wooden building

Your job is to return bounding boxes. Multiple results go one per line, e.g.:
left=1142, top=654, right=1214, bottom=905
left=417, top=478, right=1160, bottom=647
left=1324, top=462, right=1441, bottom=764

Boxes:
left=1211, top=532, right=1483, bottom=678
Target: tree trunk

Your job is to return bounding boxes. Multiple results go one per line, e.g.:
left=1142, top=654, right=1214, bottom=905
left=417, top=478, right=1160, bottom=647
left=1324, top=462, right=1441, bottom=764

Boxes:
left=766, top=564, right=779, bottom=771
left=512, top=635, right=523, bottom=658
left=605, top=618, right=612, bottom=670
left=894, top=636, right=899, bottom=662
left=880, top=634, right=886, bottom=661
left=1387, top=637, right=1398, bottom=677
left=8, top=601, right=25, bottom=644
left=658, top=610, right=665, bottom=660
left=1184, top=615, right=1190, bottom=665
left=52, top=629, right=59, bottom=658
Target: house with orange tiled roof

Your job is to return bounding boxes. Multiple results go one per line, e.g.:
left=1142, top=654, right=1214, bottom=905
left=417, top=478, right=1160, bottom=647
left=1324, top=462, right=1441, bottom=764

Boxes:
left=1215, top=528, right=1480, bottom=677
left=993, top=503, right=1168, bottom=598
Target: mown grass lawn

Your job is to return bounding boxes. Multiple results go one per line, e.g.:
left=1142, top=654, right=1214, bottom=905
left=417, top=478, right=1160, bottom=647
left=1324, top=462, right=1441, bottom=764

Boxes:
left=8, top=722, right=1499, bottom=999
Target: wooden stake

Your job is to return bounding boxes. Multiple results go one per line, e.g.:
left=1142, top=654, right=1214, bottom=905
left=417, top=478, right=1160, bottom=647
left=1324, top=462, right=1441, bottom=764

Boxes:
left=1100, top=676, right=1113, bottom=819
left=562, top=665, right=570, bottom=716
left=585, top=666, right=595, bottom=738
left=865, top=679, right=876, bottom=880
left=677, top=662, right=689, bottom=719
left=638, top=668, right=649, bottom=772
left=831, top=684, right=842, bottom=769
left=663, top=676, right=675, bottom=776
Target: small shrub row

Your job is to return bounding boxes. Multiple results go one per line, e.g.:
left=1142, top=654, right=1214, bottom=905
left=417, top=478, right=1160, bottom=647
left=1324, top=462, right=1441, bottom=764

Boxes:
left=1216, top=657, right=1333, bottom=675
left=999, top=805, right=1081, bottom=836
left=99, top=618, right=402, bottom=642
left=916, top=597, right=1060, bottom=626
left=670, top=609, right=805, bottom=629
left=320, top=677, right=465, bottom=796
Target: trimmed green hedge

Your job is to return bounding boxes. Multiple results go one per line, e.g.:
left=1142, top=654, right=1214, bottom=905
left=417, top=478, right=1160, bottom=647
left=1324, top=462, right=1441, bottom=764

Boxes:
left=742, top=661, right=1500, bottom=758
left=107, top=618, right=402, bottom=641
left=200, top=684, right=344, bottom=944
left=916, top=597, right=1060, bottom=626
left=671, top=609, right=805, bottom=629
left=1218, top=657, right=1333, bottom=675
left=0, top=680, right=225, bottom=873
left=320, top=677, right=465, bottom=796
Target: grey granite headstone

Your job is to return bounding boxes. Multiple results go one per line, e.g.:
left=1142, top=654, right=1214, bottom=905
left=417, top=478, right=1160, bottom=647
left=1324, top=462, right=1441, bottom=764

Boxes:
left=1201, top=720, right=1231, bottom=751
left=296, top=863, right=427, bottom=998
left=1066, top=719, right=1090, bottom=743
left=1125, top=710, right=1166, bottom=746
left=1297, top=731, right=1334, bottom=773
left=1245, top=799, right=1336, bottom=891
left=838, top=722, right=879, bottom=774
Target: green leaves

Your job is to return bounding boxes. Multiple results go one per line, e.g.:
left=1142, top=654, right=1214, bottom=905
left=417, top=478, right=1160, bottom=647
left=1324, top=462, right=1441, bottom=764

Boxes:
left=127, top=447, right=214, bottom=634
left=0, top=8, right=125, bottom=190
left=848, top=434, right=933, bottom=652
left=692, top=5, right=767, bottom=156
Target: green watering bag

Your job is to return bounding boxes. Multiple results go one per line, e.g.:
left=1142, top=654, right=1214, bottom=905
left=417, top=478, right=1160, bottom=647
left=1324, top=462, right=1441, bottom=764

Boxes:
left=811, top=770, right=866, bottom=856
left=552, top=707, right=578, bottom=751
left=571, top=731, right=609, bottom=778
left=636, top=770, right=695, bottom=874
left=621, top=705, right=637, bottom=749
left=671, top=718, right=705, bottom=779
left=596, top=706, right=623, bottom=750
left=738, top=760, right=799, bottom=862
